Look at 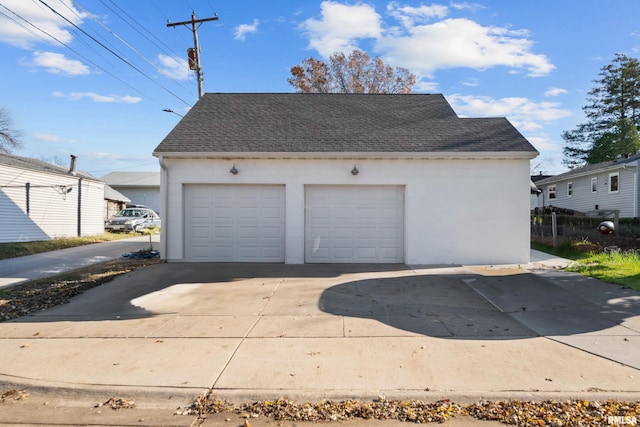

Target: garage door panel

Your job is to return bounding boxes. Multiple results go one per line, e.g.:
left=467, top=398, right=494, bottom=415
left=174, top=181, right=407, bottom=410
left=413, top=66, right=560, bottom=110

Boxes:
left=185, top=185, right=285, bottom=262
left=333, top=227, right=355, bottom=239
left=305, top=186, right=404, bottom=263
left=333, top=247, right=354, bottom=259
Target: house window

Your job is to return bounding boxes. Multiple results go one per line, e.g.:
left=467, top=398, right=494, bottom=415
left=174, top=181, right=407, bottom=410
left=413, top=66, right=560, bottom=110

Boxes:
left=591, top=177, right=597, bottom=193
left=567, top=182, right=573, bottom=197
left=548, top=184, right=556, bottom=200
left=609, top=172, right=619, bottom=193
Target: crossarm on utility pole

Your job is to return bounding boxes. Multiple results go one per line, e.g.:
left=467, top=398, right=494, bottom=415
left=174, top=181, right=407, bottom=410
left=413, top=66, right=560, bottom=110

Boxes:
left=167, top=11, right=219, bottom=99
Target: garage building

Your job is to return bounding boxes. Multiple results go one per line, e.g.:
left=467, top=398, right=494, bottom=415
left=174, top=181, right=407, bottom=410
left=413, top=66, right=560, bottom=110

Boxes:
left=153, top=93, right=538, bottom=265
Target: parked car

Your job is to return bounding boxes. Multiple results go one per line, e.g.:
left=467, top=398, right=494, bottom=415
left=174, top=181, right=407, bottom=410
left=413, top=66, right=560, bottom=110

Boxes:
left=105, top=207, right=161, bottom=232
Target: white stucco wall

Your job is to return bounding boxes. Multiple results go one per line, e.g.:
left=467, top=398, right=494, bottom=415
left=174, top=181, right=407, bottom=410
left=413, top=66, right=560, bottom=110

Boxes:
left=158, top=157, right=532, bottom=265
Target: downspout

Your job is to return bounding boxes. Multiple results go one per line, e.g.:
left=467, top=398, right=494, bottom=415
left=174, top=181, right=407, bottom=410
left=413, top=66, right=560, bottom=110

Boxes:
left=68, top=155, right=81, bottom=237
left=77, top=177, right=83, bottom=237
left=158, top=156, right=168, bottom=262
left=25, top=182, right=30, bottom=215
left=623, top=163, right=639, bottom=217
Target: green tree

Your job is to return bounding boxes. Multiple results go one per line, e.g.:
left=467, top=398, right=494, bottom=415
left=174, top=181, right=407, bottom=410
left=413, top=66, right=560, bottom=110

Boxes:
left=562, top=53, right=640, bottom=167
left=288, top=49, right=416, bottom=94
left=0, top=107, right=22, bottom=154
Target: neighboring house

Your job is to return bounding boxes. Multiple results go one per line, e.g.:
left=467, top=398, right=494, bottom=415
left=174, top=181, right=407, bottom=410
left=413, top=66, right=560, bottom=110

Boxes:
left=535, top=153, right=640, bottom=218
left=530, top=173, right=551, bottom=210
left=100, top=171, right=160, bottom=214
left=153, top=93, right=538, bottom=265
left=0, top=153, right=104, bottom=243
left=104, top=184, right=130, bottom=221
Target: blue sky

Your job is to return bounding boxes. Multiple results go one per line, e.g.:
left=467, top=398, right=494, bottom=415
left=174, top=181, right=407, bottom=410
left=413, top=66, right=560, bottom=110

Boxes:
left=0, top=1, right=639, bottom=178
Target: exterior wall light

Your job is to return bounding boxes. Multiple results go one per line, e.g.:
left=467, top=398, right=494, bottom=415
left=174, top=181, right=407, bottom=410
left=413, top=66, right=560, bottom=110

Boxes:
left=351, top=165, right=359, bottom=175
left=230, top=164, right=238, bottom=175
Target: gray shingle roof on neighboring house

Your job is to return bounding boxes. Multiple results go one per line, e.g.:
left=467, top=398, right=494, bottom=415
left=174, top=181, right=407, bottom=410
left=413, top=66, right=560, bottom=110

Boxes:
left=0, top=152, right=98, bottom=181
left=153, top=93, right=538, bottom=155
left=100, top=171, right=160, bottom=187
left=104, top=184, right=130, bottom=202
left=537, top=152, right=640, bottom=184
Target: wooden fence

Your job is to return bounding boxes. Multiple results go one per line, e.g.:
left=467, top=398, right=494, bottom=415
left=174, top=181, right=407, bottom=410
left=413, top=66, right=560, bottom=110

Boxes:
left=530, top=211, right=621, bottom=247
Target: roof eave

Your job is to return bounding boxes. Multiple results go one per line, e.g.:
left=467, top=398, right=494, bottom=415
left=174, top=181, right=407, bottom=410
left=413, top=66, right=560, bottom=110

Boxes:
left=538, top=159, right=639, bottom=184
left=153, top=151, right=538, bottom=161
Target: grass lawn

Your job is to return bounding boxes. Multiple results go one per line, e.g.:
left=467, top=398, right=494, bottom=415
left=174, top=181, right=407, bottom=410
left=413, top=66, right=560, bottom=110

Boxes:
left=0, top=231, right=155, bottom=260
left=532, top=241, right=640, bottom=290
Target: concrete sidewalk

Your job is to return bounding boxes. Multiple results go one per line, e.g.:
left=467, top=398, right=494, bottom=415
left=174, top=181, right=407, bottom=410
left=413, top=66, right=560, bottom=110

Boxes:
left=0, top=257, right=638, bottom=408
left=0, top=234, right=160, bottom=288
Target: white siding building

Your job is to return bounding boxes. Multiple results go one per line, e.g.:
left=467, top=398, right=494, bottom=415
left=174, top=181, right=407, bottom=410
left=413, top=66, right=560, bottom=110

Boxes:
left=535, top=154, right=640, bottom=218
left=0, top=154, right=104, bottom=242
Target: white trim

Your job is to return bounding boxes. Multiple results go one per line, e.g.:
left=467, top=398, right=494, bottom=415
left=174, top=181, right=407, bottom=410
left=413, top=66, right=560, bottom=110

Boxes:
left=538, top=160, right=639, bottom=185
left=608, top=172, right=620, bottom=193
left=153, top=151, right=538, bottom=161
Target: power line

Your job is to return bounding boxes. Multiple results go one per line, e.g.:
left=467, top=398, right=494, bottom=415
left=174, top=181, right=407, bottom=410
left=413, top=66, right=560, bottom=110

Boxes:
left=0, top=2, right=168, bottom=107
left=101, top=0, right=182, bottom=59
left=95, top=0, right=194, bottom=94
left=35, top=0, right=192, bottom=107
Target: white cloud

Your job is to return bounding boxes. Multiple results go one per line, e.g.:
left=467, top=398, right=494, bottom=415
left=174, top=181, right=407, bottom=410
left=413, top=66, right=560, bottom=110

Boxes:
left=386, top=2, right=448, bottom=28
left=52, top=91, right=141, bottom=103
left=300, top=1, right=382, bottom=57
left=157, top=54, right=190, bottom=80
left=544, top=87, right=568, bottom=97
left=414, top=80, right=440, bottom=93
left=450, top=2, right=486, bottom=12
left=527, top=135, right=561, bottom=153
left=447, top=94, right=572, bottom=129
left=33, top=133, right=63, bottom=143
left=235, top=19, right=259, bottom=41
left=31, top=51, right=89, bottom=76
left=0, top=0, right=87, bottom=48
left=298, top=2, right=554, bottom=79
left=461, top=77, right=480, bottom=87
left=378, top=18, right=554, bottom=78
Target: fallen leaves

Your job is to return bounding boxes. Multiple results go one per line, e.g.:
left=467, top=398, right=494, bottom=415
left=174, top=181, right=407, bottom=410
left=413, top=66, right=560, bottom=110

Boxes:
left=0, top=258, right=159, bottom=321
left=175, top=396, right=640, bottom=426
left=0, top=389, right=29, bottom=402
left=95, top=397, right=135, bottom=410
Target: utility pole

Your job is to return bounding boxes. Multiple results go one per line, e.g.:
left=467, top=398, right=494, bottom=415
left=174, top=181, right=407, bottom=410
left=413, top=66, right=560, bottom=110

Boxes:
left=167, top=11, right=219, bottom=99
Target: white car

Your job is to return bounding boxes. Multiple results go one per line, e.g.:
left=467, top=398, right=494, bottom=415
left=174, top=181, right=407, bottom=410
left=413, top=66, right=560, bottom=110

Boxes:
left=105, top=207, right=161, bottom=232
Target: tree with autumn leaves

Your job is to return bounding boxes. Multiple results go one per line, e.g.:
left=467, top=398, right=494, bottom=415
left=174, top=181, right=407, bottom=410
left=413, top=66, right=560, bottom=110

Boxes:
left=288, top=49, right=416, bottom=94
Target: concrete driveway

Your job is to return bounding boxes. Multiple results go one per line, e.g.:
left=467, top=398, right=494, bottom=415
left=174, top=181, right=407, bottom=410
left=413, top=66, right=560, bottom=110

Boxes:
left=0, top=234, right=160, bottom=288
left=0, top=260, right=638, bottom=405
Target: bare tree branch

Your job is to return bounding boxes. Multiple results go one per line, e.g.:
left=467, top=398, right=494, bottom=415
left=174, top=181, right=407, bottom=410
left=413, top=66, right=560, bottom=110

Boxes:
left=0, top=108, right=23, bottom=154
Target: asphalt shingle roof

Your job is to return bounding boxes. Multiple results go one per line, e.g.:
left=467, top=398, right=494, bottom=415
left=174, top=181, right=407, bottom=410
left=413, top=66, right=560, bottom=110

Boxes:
left=154, top=93, right=537, bottom=155
left=0, top=152, right=97, bottom=181
left=537, top=152, right=640, bottom=185
left=100, top=171, right=160, bottom=187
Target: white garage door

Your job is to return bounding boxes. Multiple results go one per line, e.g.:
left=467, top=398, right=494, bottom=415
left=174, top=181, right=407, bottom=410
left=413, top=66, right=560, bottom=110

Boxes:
left=184, top=185, right=285, bottom=262
left=305, top=186, right=404, bottom=263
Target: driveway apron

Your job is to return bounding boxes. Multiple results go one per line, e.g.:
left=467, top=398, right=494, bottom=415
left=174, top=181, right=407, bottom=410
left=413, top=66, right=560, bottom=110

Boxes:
left=0, top=261, right=638, bottom=401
